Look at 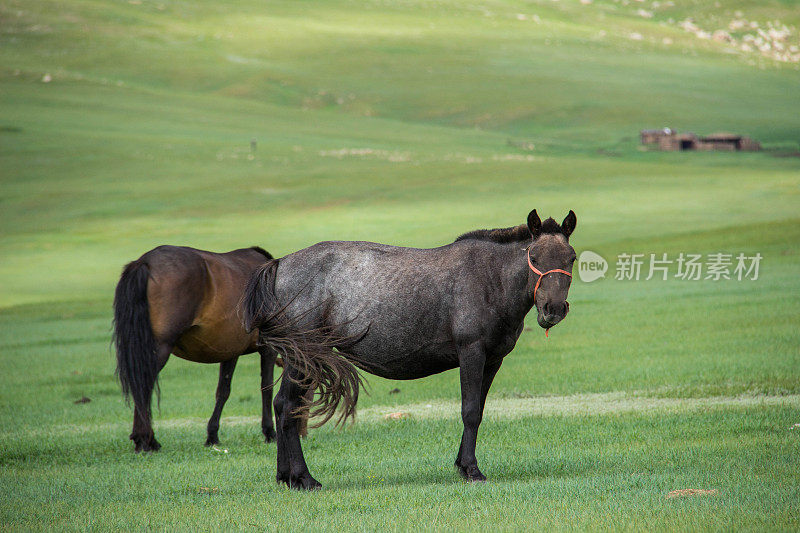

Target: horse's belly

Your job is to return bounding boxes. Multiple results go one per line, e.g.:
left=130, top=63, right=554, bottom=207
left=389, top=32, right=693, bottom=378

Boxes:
left=173, top=325, right=255, bottom=363
left=357, top=357, right=457, bottom=380
left=348, top=338, right=459, bottom=380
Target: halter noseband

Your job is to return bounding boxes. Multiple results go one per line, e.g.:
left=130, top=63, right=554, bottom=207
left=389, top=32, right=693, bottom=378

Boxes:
left=527, top=247, right=572, bottom=337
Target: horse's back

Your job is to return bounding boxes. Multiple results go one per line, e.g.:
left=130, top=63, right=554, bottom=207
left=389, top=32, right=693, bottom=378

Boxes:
left=278, top=240, right=461, bottom=308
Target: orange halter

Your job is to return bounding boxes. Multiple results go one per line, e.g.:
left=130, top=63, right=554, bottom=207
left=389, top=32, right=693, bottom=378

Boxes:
left=527, top=248, right=572, bottom=337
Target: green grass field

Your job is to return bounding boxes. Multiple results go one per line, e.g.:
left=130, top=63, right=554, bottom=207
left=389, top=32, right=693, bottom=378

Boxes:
left=1, top=0, right=799, bottom=530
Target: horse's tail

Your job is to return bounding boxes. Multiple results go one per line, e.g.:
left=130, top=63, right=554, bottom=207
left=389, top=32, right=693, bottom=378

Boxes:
left=242, top=260, right=363, bottom=428
left=112, top=259, right=159, bottom=413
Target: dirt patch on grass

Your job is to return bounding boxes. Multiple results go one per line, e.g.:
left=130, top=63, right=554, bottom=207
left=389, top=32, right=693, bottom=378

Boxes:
left=667, top=489, right=718, bottom=499
left=384, top=412, right=411, bottom=420
left=12, top=393, right=800, bottom=439
left=360, top=392, right=800, bottom=422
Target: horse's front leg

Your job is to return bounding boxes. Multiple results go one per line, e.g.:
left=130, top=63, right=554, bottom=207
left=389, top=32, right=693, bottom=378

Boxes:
left=455, top=344, right=502, bottom=481
left=206, top=357, right=238, bottom=446
left=259, top=349, right=277, bottom=442
left=455, top=357, right=502, bottom=469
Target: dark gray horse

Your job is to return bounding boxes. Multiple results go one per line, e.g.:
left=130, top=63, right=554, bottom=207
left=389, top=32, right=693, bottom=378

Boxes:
left=243, top=210, right=577, bottom=489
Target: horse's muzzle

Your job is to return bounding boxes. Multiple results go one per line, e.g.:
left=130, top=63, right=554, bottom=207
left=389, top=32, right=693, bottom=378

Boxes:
left=538, top=301, right=569, bottom=329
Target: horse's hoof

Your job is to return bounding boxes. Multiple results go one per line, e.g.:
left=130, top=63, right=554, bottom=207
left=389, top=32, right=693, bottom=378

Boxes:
left=263, top=427, right=277, bottom=443
left=276, top=471, right=290, bottom=486
left=205, top=435, right=220, bottom=447
left=133, top=437, right=161, bottom=453
left=290, top=473, right=322, bottom=491
left=458, top=464, right=486, bottom=482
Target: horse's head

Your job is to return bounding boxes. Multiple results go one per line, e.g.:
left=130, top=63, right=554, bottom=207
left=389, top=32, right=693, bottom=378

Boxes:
left=526, top=209, right=577, bottom=330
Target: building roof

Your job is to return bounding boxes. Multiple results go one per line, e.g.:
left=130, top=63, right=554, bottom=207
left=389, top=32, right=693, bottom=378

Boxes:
left=702, top=132, right=742, bottom=141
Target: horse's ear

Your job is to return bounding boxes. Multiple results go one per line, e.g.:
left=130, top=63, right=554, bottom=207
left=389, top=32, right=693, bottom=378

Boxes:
left=527, top=209, right=541, bottom=237
left=562, top=210, right=577, bottom=238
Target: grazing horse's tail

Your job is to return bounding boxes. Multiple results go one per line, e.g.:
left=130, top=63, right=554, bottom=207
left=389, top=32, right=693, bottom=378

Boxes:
left=242, top=260, right=363, bottom=428
left=112, top=260, right=159, bottom=413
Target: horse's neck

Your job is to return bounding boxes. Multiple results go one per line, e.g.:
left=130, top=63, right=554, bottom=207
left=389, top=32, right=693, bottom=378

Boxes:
left=491, top=242, right=536, bottom=321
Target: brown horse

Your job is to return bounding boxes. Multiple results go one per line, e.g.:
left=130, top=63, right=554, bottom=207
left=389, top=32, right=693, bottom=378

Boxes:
left=113, top=245, right=306, bottom=452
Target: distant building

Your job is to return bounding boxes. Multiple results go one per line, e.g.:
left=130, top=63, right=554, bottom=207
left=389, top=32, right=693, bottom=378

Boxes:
left=659, top=132, right=699, bottom=151
left=697, top=133, right=761, bottom=151
left=640, top=128, right=760, bottom=152
left=640, top=128, right=673, bottom=145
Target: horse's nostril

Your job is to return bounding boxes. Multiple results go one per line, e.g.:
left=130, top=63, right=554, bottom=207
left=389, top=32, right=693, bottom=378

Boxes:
left=544, top=302, right=568, bottom=319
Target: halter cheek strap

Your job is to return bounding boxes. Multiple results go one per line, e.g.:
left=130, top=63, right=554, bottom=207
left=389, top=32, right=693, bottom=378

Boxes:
left=527, top=248, right=572, bottom=337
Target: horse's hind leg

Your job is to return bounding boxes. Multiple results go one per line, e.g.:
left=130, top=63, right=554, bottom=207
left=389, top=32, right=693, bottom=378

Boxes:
left=206, top=357, right=238, bottom=446
left=273, top=367, right=321, bottom=490
left=298, top=389, right=313, bottom=439
left=269, top=355, right=309, bottom=439
left=272, top=383, right=291, bottom=484
left=259, top=349, right=277, bottom=443
left=130, top=343, right=171, bottom=452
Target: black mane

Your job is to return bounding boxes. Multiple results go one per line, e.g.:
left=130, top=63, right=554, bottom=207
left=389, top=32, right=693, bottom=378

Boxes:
left=455, top=218, right=563, bottom=243
left=455, top=224, right=530, bottom=243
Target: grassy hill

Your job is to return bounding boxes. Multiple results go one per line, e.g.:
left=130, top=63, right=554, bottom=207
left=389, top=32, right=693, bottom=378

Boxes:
left=1, top=0, right=799, bottom=530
